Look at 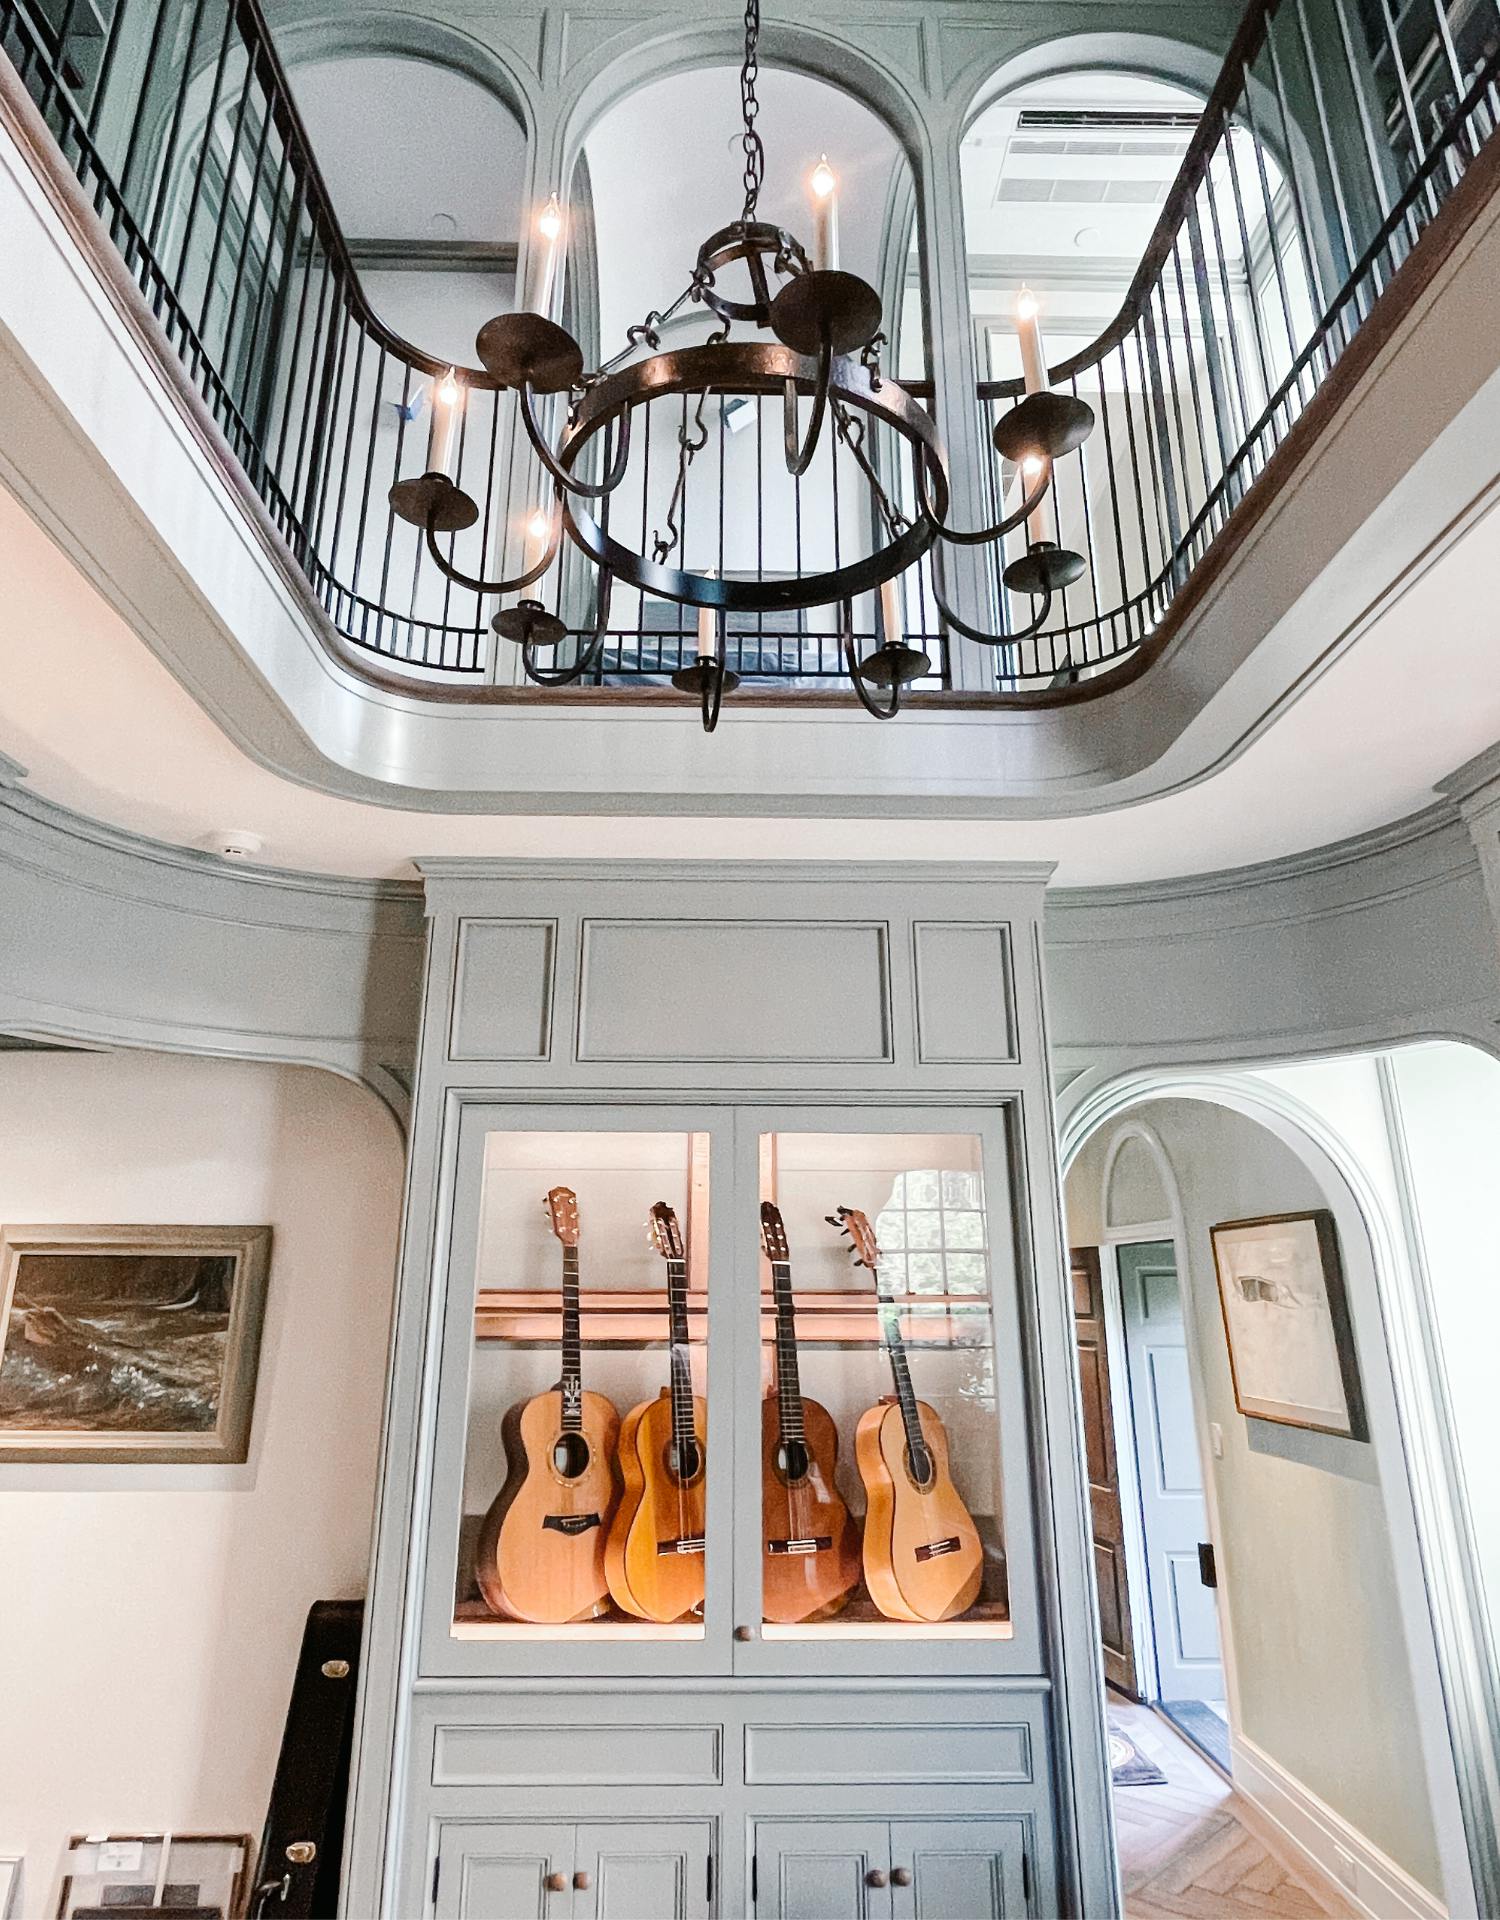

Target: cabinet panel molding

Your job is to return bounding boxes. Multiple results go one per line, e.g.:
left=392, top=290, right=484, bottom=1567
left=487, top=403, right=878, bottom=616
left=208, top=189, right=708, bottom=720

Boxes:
left=576, top=919, right=893, bottom=1063
left=912, top=923, right=1017, bottom=1065
left=451, top=919, right=556, bottom=1060
left=434, top=1721, right=723, bottom=1787
left=745, top=1721, right=1033, bottom=1786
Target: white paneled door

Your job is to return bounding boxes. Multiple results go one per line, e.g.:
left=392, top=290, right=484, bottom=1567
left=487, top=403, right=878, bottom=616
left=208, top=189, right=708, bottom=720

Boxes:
left=1117, top=1240, right=1224, bottom=1704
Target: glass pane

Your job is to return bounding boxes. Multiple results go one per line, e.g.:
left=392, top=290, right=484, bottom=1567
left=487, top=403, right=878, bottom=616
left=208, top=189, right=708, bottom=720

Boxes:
left=758, top=1131, right=1010, bottom=1640
left=455, top=1130, right=708, bottom=1640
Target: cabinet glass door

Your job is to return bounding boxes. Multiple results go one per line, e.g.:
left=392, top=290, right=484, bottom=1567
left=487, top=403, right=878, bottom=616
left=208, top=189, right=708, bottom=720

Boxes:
left=737, top=1113, right=1040, bottom=1676
left=422, top=1108, right=734, bottom=1676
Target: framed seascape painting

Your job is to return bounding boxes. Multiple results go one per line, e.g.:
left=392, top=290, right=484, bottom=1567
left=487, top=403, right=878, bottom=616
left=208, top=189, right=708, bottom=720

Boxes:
left=1210, top=1210, right=1367, bottom=1441
left=0, top=1225, right=271, bottom=1463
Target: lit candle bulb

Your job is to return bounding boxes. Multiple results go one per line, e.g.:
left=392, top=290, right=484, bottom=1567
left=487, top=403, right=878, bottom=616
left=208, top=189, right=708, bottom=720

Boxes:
left=1015, top=286, right=1047, bottom=395
left=810, top=156, right=839, bottom=273
left=427, top=366, right=462, bottom=478
left=531, top=195, right=565, bottom=316
left=880, top=573, right=902, bottom=646
left=526, top=506, right=552, bottom=551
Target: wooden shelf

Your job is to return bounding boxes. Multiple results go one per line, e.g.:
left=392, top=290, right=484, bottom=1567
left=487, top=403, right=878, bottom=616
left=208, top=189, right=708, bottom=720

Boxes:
left=473, top=1286, right=989, bottom=1348
left=451, top=1595, right=1011, bottom=1640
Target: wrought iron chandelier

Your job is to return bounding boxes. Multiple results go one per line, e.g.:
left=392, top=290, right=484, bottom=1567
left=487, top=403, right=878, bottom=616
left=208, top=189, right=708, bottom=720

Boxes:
left=389, top=0, right=1094, bottom=728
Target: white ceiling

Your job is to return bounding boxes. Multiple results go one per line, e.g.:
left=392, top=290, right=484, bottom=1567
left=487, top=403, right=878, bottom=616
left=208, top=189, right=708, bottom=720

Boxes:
left=286, top=55, right=527, bottom=243
left=1, top=480, right=1496, bottom=886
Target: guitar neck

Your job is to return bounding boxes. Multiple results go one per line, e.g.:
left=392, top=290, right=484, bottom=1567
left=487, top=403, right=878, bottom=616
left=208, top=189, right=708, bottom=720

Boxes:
left=873, top=1261, right=926, bottom=1460
left=560, top=1244, right=582, bottom=1432
left=769, top=1261, right=806, bottom=1444
left=665, top=1257, right=695, bottom=1445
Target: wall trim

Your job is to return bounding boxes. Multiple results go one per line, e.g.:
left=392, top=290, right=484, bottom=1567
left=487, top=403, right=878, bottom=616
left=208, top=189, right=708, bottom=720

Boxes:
left=1231, top=1731, right=1447, bottom=1920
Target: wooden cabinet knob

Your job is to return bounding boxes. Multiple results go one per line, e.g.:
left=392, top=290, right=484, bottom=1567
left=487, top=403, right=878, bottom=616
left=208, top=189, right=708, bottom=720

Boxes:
left=544, top=1871, right=567, bottom=1893
left=892, top=1867, right=913, bottom=1887
left=573, top=1871, right=591, bottom=1891
left=866, top=1868, right=888, bottom=1888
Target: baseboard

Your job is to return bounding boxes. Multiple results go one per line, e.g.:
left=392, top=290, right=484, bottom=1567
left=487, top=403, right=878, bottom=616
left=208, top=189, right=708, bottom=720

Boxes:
left=1230, top=1731, right=1446, bottom=1920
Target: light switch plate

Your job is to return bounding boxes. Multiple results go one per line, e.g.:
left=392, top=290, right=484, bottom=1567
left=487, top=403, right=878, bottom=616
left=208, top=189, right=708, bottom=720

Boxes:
left=1334, top=1844, right=1358, bottom=1890
left=1210, top=1421, right=1224, bottom=1458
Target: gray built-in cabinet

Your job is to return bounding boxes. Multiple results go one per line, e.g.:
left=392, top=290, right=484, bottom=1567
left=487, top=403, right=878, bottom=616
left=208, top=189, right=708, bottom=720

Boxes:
left=342, top=862, right=1115, bottom=1920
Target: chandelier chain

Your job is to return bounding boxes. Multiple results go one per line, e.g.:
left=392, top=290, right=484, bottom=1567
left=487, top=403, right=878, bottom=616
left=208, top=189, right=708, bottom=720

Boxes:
left=739, top=0, right=765, bottom=224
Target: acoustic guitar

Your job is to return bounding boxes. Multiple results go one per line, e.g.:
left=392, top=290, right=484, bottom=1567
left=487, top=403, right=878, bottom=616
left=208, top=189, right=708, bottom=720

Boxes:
left=833, top=1205, right=983, bottom=1623
left=473, top=1186, right=621, bottom=1623
left=759, top=1201, right=861, bottom=1622
left=605, top=1201, right=707, bottom=1623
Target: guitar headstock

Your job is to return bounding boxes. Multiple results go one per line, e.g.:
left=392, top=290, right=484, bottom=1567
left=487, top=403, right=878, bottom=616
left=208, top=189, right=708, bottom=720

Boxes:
left=647, top=1200, right=684, bottom=1262
left=828, top=1204, right=880, bottom=1271
left=759, top=1201, right=790, bottom=1263
left=544, top=1185, right=580, bottom=1246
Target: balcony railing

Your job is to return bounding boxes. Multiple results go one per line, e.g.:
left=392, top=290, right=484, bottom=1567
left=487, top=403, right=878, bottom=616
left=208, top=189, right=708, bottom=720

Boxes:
left=1, top=0, right=1497, bottom=697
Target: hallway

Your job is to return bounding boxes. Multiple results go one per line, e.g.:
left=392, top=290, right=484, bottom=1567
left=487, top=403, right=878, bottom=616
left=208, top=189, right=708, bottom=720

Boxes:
left=1112, top=1702, right=1355, bottom=1920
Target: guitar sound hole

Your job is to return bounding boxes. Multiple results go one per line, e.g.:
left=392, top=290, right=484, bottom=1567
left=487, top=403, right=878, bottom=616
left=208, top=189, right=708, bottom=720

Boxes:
left=906, top=1444, right=935, bottom=1490
left=776, top=1439, right=811, bottom=1483
left=668, top=1437, right=703, bottom=1482
left=552, top=1432, right=591, bottom=1479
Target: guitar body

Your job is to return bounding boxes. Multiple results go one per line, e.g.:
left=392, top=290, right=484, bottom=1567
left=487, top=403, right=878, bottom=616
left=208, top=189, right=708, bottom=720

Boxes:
left=605, top=1388, right=708, bottom=1623
left=760, top=1393, right=862, bottom=1623
left=474, top=1387, right=620, bottom=1623
left=856, top=1397, right=983, bottom=1623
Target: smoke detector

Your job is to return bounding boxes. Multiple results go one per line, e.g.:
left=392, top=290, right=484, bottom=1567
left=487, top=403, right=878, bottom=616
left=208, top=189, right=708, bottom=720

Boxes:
left=200, top=828, right=264, bottom=861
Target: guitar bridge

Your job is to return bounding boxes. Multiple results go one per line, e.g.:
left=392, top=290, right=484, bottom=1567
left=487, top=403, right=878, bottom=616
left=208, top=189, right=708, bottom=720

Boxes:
left=914, top=1537, right=962, bottom=1561
left=542, top=1513, right=601, bottom=1535
left=766, top=1537, right=834, bottom=1555
left=656, top=1534, right=706, bottom=1556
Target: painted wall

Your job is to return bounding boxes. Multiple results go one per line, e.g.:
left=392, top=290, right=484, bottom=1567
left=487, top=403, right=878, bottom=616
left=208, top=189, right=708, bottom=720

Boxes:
left=1066, top=1100, right=1444, bottom=1898
left=0, top=1051, right=403, bottom=1919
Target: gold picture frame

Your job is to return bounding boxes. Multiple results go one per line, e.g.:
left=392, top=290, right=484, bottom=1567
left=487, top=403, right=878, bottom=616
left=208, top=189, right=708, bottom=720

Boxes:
left=0, top=1224, right=271, bottom=1462
left=1210, top=1209, right=1367, bottom=1441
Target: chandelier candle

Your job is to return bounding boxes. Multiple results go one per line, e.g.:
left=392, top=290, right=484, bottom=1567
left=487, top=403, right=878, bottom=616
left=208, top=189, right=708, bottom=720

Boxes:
left=427, top=368, right=462, bottom=478
left=810, top=157, right=839, bottom=272
left=531, top=196, right=564, bottom=318
left=1015, top=288, right=1046, bottom=395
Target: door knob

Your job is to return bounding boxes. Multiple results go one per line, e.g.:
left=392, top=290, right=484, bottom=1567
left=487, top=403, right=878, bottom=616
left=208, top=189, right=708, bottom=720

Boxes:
left=735, top=1624, right=757, bottom=1641
left=892, top=1867, right=913, bottom=1886
left=573, top=1871, right=592, bottom=1891
left=544, top=1871, right=567, bottom=1892
left=866, top=1868, right=889, bottom=1888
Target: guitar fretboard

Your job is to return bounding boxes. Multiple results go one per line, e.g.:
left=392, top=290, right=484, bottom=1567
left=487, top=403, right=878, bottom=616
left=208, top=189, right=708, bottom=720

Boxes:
left=872, top=1260, right=928, bottom=1471
left=769, top=1260, right=806, bottom=1445
left=560, top=1244, right=582, bottom=1433
left=664, top=1257, right=696, bottom=1452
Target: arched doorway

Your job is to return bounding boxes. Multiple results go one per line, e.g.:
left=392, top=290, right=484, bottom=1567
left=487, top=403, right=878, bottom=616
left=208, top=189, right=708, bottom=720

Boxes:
left=1064, top=1080, right=1474, bottom=1920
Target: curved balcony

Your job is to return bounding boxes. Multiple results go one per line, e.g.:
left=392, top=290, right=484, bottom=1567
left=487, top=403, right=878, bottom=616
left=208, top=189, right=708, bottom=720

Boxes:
left=0, top=0, right=1498, bottom=715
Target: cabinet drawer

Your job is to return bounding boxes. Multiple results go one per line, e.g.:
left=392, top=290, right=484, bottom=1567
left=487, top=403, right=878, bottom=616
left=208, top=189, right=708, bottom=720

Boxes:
left=434, top=1721, right=723, bottom=1787
left=744, top=1720, right=1033, bottom=1786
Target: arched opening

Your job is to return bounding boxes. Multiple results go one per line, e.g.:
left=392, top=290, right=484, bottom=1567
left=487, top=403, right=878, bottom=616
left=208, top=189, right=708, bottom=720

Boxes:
left=553, top=61, right=927, bottom=686
left=286, top=53, right=528, bottom=356
left=1062, top=1059, right=1492, bottom=1916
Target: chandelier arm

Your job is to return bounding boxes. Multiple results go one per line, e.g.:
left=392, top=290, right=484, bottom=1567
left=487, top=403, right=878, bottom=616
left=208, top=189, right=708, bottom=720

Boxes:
left=519, top=385, right=632, bottom=499
left=928, top=544, right=1055, bottom=647
left=782, top=331, right=833, bottom=479
left=841, top=601, right=902, bottom=720
left=423, top=504, right=562, bottom=595
left=915, top=459, right=1054, bottom=548
left=520, top=570, right=614, bottom=688
left=699, top=645, right=730, bottom=734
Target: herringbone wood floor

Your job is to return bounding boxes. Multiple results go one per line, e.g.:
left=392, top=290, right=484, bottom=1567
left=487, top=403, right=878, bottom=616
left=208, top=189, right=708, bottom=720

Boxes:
left=1112, top=1702, right=1356, bottom=1920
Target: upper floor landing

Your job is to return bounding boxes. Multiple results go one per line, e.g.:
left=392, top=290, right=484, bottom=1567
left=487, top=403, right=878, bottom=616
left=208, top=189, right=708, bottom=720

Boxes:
left=0, top=0, right=1498, bottom=839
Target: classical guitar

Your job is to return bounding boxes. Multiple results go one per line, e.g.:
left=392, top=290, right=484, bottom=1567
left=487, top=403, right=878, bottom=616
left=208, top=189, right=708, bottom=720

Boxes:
left=833, top=1205, right=983, bottom=1623
left=759, top=1201, right=861, bottom=1623
left=474, top=1186, right=621, bottom=1623
left=605, top=1201, right=707, bottom=1624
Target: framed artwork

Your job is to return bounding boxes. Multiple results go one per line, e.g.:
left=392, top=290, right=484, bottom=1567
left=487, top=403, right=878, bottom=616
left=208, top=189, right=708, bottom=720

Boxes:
left=58, top=1835, right=251, bottom=1919
left=0, top=1225, right=271, bottom=1463
left=1210, top=1210, right=1367, bottom=1441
